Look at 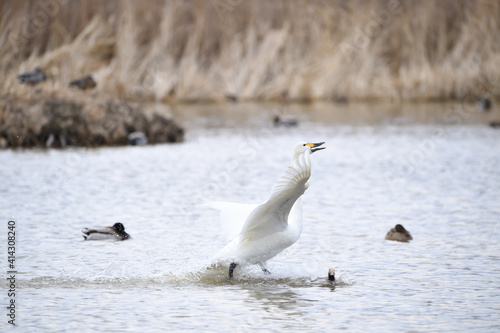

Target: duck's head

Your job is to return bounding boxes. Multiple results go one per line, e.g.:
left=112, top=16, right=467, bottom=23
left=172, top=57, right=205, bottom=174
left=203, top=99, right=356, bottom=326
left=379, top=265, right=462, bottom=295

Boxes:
left=113, top=223, right=125, bottom=232
left=395, top=224, right=406, bottom=233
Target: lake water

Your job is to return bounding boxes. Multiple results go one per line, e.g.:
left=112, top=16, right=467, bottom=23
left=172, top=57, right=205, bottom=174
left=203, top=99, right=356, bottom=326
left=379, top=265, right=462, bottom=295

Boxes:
left=1, top=102, right=500, bottom=332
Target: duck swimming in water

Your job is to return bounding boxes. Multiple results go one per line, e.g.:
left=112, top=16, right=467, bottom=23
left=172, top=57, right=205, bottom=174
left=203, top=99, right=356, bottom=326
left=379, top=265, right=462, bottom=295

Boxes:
left=477, top=97, right=492, bottom=111
left=127, top=131, right=148, bottom=146
left=82, top=222, right=130, bottom=241
left=385, top=224, right=412, bottom=242
left=273, top=115, right=298, bottom=128
left=328, top=267, right=335, bottom=281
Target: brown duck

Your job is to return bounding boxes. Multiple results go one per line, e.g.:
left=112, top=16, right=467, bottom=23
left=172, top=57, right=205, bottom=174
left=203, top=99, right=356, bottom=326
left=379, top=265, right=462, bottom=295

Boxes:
left=385, top=224, right=412, bottom=242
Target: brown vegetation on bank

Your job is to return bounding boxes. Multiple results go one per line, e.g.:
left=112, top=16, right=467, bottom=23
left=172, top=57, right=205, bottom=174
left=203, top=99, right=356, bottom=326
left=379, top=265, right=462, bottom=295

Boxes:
left=1, top=0, right=499, bottom=103
left=0, top=95, right=184, bottom=147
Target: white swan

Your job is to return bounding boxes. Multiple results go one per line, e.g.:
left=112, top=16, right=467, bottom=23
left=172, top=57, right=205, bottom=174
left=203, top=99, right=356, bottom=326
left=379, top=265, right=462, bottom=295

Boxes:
left=207, top=142, right=325, bottom=278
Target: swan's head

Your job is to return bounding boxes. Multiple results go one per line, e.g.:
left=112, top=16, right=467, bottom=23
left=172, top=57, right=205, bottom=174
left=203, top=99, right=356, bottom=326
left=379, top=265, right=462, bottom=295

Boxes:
left=292, top=142, right=325, bottom=160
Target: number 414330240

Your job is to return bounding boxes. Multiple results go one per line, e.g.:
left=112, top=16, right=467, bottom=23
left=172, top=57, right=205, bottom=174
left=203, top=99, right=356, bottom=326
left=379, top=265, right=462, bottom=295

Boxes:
left=8, top=221, right=16, bottom=270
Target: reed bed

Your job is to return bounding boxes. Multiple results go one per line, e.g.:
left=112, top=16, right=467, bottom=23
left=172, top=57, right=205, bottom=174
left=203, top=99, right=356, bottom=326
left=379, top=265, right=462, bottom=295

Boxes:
left=1, top=0, right=499, bottom=102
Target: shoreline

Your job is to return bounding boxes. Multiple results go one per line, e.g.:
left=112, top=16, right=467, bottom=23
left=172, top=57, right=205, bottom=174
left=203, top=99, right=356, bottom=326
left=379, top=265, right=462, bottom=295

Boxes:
left=1, top=93, right=498, bottom=149
left=0, top=94, right=184, bottom=148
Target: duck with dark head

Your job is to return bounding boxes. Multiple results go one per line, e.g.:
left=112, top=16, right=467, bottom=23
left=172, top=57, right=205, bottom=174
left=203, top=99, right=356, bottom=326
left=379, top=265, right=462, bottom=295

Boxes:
left=385, top=224, right=412, bottom=242
left=82, top=222, right=130, bottom=241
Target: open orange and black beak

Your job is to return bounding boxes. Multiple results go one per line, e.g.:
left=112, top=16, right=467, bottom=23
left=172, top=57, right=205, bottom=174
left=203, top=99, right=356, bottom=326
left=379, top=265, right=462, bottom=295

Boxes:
left=306, top=142, right=326, bottom=153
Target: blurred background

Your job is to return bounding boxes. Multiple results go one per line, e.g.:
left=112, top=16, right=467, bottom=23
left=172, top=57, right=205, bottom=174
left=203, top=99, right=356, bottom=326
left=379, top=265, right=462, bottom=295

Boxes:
left=1, top=0, right=499, bottom=102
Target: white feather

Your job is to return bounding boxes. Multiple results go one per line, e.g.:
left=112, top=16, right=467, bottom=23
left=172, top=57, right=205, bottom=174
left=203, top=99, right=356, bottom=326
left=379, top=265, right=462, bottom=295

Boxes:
left=206, top=142, right=322, bottom=272
left=202, top=201, right=258, bottom=242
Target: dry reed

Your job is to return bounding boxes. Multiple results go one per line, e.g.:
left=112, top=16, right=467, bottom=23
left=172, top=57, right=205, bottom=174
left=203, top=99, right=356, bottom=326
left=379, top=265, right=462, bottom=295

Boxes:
left=1, top=0, right=499, bottom=102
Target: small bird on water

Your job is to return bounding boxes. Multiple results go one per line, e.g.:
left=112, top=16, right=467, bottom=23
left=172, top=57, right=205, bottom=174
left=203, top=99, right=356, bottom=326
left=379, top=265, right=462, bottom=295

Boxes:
left=477, top=97, right=492, bottom=111
left=18, top=67, right=46, bottom=85
left=207, top=142, right=326, bottom=279
left=46, top=133, right=67, bottom=148
left=69, top=74, right=97, bottom=90
left=127, top=131, right=148, bottom=146
left=82, top=222, right=130, bottom=241
left=328, top=267, right=335, bottom=281
left=489, top=121, right=500, bottom=129
left=225, top=94, right=238, bottom=103
left=385, top=224, right=412, bottom=242
left=273, top=115, right=298, bottom=128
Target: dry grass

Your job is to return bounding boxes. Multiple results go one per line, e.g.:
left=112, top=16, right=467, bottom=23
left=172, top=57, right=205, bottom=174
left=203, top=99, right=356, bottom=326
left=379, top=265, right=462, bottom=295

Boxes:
left=1, top=0, right=500, bottom=102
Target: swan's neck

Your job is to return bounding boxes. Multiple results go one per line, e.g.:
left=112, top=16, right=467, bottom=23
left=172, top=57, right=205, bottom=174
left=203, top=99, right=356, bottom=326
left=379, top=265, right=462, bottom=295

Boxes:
left=291, top=150, right=311, bottom=169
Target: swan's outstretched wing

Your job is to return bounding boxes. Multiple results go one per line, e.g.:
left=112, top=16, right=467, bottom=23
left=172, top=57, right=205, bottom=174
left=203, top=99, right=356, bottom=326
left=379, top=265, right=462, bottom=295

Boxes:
left=239, top=152, right=311, bottom=242
left=202, top=201, right=258, bottom=242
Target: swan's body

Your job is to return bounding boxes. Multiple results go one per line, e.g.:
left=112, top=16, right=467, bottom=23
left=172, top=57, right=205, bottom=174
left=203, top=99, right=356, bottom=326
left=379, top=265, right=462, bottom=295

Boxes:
left=208, top=142, right=325, bottom=278
left=82, top=222, right=130, bottom=241
left=215, top=200, right=303, bottom=267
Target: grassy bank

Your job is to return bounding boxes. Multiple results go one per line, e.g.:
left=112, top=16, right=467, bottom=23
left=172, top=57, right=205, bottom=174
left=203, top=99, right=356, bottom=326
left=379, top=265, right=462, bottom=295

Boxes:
left=1, top=0, right=500, bottom=102
left=0, top=95, right=184, bottom=147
